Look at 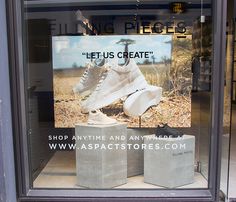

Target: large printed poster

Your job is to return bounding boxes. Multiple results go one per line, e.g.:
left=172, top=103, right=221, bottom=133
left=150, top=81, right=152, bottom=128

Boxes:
left=52, top=35, right=192, bottom=128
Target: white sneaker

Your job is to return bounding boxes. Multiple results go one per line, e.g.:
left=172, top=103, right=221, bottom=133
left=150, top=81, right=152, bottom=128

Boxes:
left=81, top=59, right=148, bottom=113
left=88, top=110, right=117, bottom=125
left=123, top=85, right=162, bottom=117
left=73, top=59, right=108, bottom=97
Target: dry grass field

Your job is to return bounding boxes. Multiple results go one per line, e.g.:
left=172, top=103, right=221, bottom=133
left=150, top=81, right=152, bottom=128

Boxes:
left=53, top=64, right=191, bottom=128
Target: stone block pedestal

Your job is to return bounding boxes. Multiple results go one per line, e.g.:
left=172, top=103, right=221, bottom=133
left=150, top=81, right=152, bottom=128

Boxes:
left=75, top=123, right=127, bottom=188
left=144, top=135, right=195, bottom=188
left=127, top=128, right=149, bottom=177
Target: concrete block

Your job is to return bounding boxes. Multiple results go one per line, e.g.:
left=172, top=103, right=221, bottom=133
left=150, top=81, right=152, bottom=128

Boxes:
left=144, top=134, right=195, bottom=188
left=75, top=123, right=127, bottom=188
left=127, top=128, right=149, bottom=177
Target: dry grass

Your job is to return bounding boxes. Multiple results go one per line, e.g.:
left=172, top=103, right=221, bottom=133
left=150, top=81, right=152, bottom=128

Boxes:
left=53, top=69, right=191, bottom=128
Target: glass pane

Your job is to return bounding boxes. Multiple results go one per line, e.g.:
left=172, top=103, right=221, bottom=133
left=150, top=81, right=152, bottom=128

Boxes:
left=228, top=0, right=236, bottom=199
left=220, top=0, right=233, bottom=197
left=229, top=88, right=236, bottom=199
left=23, top=0, right=212, bottom=189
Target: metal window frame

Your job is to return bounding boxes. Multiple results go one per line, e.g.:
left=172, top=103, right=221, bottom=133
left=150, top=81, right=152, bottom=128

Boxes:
left=5, top=0, right=227, bottom=201
left=0, top=0, right=17, bottom=202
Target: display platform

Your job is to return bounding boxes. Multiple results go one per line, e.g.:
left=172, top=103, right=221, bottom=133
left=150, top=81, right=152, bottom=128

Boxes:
left=33, top=151, right=207, bottom=189
left=75, top=123, right=127, bottom=188
left=144, top=134, right=195, bottom=188
left=127, top=128, right=149, bottom=177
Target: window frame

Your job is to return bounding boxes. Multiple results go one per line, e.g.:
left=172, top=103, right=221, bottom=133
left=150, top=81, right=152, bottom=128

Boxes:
left=6, top=0, right=227, bottom=201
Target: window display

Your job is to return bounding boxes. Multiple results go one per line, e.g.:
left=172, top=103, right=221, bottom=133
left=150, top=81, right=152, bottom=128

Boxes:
left=23, top=0, right=212, bottom=190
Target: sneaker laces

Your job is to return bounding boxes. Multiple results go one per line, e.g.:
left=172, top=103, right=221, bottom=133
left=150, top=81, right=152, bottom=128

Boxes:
left=82, top=65, right=110, bottom=102
left=80, top=60, right=108, bottom=85
left=94, top=69, right=108, bottom=92
left=80, top=69, right=89, bottom=84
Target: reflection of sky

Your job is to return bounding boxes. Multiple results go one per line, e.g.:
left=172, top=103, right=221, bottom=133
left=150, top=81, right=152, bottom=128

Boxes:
left=52, top=35, right=172, bottom=69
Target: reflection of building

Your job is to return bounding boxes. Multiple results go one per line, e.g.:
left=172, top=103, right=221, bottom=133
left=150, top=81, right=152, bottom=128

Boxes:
left=192, top=17, right=212, bottom=91
left=76, top=10, right=91, bottom=34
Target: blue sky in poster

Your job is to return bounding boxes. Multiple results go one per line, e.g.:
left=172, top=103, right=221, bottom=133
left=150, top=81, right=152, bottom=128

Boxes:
left=52, top=35, right=172, bottom=69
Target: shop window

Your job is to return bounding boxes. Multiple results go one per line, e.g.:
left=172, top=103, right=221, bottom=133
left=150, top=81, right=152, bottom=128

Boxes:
left=23, top=0, right=213, bottom=190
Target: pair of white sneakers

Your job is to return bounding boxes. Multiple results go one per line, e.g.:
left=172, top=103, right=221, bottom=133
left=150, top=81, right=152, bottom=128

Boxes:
left=73, top=59, right=162, bottom=125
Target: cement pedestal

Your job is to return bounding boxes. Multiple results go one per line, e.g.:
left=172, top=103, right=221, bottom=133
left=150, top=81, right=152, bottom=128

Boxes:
left=144, top=135, right=195, bottom=188
left=75, top=123, right=127, bottom=188
left=127, top=128, right=149, bottom=177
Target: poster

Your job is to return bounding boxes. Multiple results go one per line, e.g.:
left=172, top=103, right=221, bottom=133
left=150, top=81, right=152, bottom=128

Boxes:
left=52, top=35, right=192, bottom=128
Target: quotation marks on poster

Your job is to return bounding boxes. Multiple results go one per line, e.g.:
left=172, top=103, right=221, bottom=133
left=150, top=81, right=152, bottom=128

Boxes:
left=82, top=51, right=154, bottom=59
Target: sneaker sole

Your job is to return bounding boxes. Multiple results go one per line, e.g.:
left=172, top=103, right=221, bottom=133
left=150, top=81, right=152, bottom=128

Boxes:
left=80, top=89, right=92, bottom=97
left=123, top=85, right=162, bottom=117
left=87, top=121, right=117, bottom=125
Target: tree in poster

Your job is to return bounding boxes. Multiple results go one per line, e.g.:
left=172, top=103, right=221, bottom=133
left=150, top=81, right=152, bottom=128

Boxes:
left=116, top=39, right=135, bottom=63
